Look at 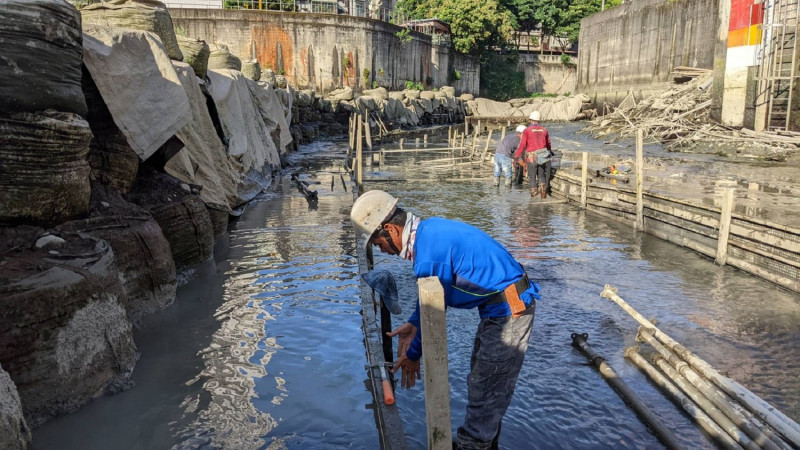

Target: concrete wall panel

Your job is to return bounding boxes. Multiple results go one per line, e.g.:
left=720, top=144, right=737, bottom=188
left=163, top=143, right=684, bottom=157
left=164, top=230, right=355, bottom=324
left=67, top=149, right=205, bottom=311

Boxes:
left=578, top=0, right=719, bottom=102
left=170, top=9, right=479, bottom=95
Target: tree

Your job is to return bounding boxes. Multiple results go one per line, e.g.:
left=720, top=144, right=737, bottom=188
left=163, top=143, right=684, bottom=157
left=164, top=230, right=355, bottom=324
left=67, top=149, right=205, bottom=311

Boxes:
left=396, top=0, right=516, bottom=54
left=560, top=0, right=623, bottom=41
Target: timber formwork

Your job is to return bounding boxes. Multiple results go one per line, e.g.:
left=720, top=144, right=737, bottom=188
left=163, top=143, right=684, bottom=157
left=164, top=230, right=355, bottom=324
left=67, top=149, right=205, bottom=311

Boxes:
left=551, top=156, right=800, bottom=294
left=354, top=188, right=409, bottom=450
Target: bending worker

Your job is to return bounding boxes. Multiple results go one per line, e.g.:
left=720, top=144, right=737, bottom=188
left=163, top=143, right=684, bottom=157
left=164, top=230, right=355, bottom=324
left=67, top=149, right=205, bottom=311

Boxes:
left=514, top=110, right=552, bottom=199
left=493, top=125, right=527, bottom=187
left=351, top=190, right=541, bottom=450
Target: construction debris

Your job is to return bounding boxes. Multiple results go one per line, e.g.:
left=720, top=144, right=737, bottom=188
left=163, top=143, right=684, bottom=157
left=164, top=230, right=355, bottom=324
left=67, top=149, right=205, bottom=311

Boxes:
left=581, top=73, right=799, bottom=160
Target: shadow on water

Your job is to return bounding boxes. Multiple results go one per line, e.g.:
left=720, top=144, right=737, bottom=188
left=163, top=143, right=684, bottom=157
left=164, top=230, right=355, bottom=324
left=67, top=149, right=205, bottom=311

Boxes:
left=32, top=135, right=800, bottom=450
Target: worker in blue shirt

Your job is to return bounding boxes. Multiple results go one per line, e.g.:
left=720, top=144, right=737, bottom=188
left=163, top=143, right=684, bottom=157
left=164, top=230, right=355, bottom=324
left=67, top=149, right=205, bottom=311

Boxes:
left=351, top=190, right=540, bottom=450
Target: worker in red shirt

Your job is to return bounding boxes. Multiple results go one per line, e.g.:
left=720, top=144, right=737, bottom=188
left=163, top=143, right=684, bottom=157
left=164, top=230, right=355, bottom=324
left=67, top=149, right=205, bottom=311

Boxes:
left=514, top=110, right=552, bottom=198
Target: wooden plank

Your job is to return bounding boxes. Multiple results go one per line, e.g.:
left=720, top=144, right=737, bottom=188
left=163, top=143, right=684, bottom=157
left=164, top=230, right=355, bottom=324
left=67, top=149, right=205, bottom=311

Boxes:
left=716, top=189, right=734, bottom=265
left=356, top=118, right=363, bottom=188
left=418, top=276, right=452, bottom=450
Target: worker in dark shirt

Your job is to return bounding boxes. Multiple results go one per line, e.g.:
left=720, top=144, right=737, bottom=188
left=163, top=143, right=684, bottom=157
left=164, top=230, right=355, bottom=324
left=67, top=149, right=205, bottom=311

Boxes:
left=493, top=125, right=526, bottom=187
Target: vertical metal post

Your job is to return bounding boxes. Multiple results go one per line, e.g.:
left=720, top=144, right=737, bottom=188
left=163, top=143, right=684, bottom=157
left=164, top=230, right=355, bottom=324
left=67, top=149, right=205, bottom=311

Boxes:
left=635, top=129, right=644, bottom=230
left=418, top=276, right=452, bottom=450
left=581, top=152, right=588, bottom=209
left=715, top=188, right=735, bottom=266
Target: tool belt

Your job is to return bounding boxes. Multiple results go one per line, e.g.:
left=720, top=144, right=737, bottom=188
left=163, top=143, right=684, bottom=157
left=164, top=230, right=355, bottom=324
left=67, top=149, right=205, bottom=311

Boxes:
left=485, top=274, right=531, bottom=318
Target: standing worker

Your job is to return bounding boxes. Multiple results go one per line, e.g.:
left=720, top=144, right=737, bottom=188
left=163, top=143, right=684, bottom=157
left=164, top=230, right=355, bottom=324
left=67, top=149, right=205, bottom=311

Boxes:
left=493, top=125, right=527, bottom=187
left=350, top=190, right=541, bottom=450
left=514, top=111, right=552, bottom=199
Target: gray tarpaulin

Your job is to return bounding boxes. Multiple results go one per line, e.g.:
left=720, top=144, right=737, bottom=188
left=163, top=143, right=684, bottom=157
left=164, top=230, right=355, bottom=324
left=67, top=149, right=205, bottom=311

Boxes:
left=205, top=69, right=281, bottom=203
left=166, top=62, right=238, bottom=212
left=468, top=95, right=585, bottom=122
left=82, top=25, right=191, bottom=161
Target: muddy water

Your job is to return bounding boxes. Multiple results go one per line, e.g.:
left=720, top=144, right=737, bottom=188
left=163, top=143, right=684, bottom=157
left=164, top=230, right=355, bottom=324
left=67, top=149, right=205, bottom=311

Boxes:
left=33, top=134, right=800, bottom=450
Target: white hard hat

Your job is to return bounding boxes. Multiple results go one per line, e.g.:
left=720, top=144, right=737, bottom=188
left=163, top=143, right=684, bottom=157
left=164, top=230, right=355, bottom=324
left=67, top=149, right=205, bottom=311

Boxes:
left=515, top=125, right=527, bottom=133
left=529, top=110, right=541, bottom=121
left=350, top=190, right=398, bottom=249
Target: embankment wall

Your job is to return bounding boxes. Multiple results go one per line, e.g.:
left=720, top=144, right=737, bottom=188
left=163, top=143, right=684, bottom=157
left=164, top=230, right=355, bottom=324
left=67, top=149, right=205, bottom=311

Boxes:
left=170, top=9, right=479, bottom=95
left=518, top=53, right=577, bottom=95
left=577, top=0, right=719, bottom=106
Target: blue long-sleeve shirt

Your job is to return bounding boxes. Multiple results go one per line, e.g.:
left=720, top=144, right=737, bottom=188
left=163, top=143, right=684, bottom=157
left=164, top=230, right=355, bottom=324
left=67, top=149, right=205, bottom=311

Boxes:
left=405, top=217, right=540, bottom=361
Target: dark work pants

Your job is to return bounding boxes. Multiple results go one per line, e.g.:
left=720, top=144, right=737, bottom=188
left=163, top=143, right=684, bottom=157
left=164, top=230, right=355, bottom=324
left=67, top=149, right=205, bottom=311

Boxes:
left=527, top=161, right=551, bottom=188
left=456, top=303, right=536, bottom=449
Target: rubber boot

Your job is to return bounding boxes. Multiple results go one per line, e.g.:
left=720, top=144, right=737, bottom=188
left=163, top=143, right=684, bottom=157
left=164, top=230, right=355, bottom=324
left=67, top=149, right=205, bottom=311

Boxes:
left=539, top=184, right=547, bottom=199
left=504, top=177, right=512, bottom=187
left=530, top=188, right=537, bottom=197
left=493, top=176, right=500, bottom=186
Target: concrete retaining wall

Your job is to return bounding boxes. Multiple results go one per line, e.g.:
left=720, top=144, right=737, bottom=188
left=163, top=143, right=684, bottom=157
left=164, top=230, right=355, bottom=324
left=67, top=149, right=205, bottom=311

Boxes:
left=518, top=53, right=577, bottom=94
left=170, top=9, right=479, bottom=95
left=577, top=0, right=719, bottom=105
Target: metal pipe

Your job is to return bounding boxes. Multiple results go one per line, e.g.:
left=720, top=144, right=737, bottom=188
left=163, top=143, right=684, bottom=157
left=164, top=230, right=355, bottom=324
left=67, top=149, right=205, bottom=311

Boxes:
left=601, top=284, right=800, bottom=447
left=652, top=356, right=759, bottom=450
left=625, top=347, right=744, bottom=450
left=571, top=333, right=685, bottom=450
left=637, top=328, right=790, bottom=450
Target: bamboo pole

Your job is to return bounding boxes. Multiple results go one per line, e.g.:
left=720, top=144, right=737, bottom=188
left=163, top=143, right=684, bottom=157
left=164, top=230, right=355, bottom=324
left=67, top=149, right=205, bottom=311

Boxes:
left=635, top=129, right=644, bottom=230
left=424, top=134, right=428, bottom=147
left=581, top=152, right=588, bottom=209
left=460, top=133, right=465, bottom=156
left=470, top=128, right=478, bottom=158
left=651, top=356, right=759, bottom=450
left=626, top=347, right=745, bottom=450
left=637, top=328, right=787, bottom=450
left=572, top=334, right=684, bottom=450
left=600, top=285, right=800, bottom=447
left=418, top=276, right=452, bottom=450
left=716, top=188, right=735, bottom=265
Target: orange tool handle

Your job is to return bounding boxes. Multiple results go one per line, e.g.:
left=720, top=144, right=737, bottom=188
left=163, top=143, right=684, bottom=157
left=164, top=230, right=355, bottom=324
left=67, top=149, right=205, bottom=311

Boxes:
left=382, top=367, right=395, bottom=405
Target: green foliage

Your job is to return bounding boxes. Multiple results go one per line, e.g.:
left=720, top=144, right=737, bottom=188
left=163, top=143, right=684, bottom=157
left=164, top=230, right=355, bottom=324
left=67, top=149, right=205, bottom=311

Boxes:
left=529, top=92, right=559, bottom=98
left=396, top=28, right=413, bottom=45
left=342, top=54, right=350, bottom=67
left=405, top=80, right=424, bottom=90
left=559, top=0, right=623, bottom=41
left=450, top=69, right=461, bottom=82
left=174, top=25, right=188, bottom=38
left=363, top=68, right=371, bottom=85
left=379, top=68, right=385, bottom=76
left=373, top=81, right=379, bottom=88
left=278, top=68, right=285, bottom=75
left=479, top=52, right=528, bottom=101
left=560, top=53, right=575, bottom=68
left=396, top=0, right=516, bottom=55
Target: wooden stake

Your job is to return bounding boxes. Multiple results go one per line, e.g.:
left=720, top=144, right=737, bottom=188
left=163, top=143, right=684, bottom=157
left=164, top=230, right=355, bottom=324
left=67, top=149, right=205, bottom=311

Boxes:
left=715, top=188, right=734, bottom=265
left=356, top=118, right=363, bottom=188
left=364, top=115, right=372, bottom=150
left=581, top=152, right=588, bottom=209
left=635, top=129, right=644, bottom=230
left=418, top=276, right=452, bottom=450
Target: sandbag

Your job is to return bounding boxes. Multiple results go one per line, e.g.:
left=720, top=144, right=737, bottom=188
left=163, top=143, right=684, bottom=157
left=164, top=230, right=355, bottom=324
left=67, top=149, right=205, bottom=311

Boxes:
left=241, top=60, right=261, bottom=81
left=177, top=35, right=210, bottom=79
left=0, top=112, right=92, bottom=226
left=0, top=364, right=30, bottom=450
left=0, top=0, right=87, bottom=116
left=0, top=229, right=138, bottom=427
left=58, top=186, right=177, bottom=325
left=80, top=0, right=183, bottom=61
left=126, top=167, right=214, bottom=270
left=149, top=195, right=214, bottom=270
left=208, top=45, right=242, bottom=71
left=82, top=66, right=139, bottom=194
